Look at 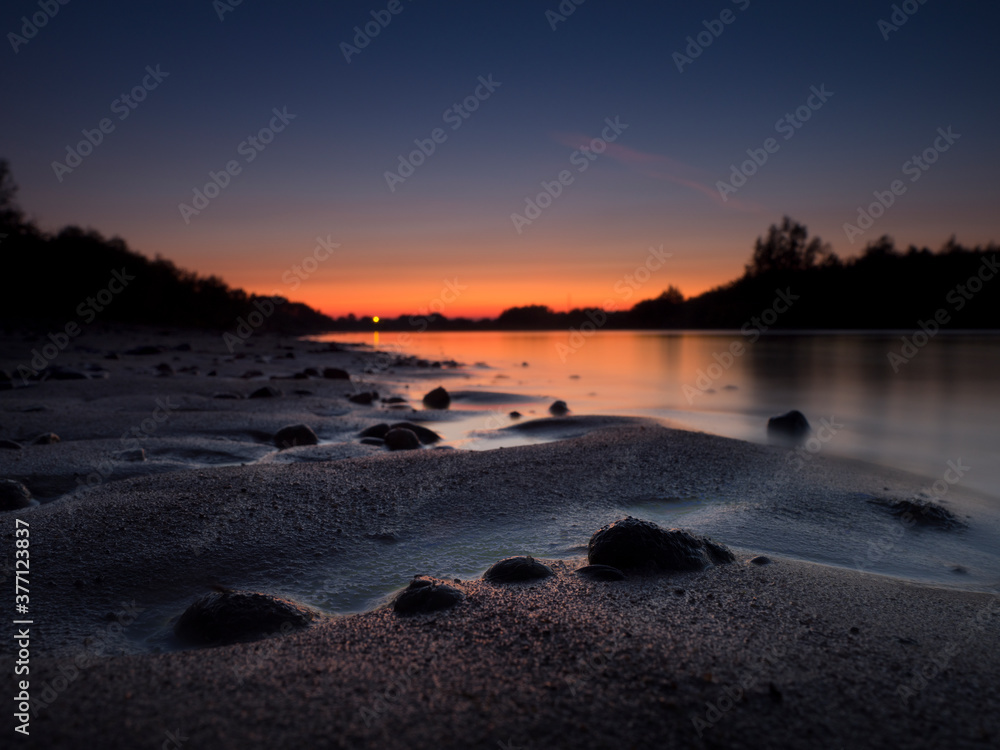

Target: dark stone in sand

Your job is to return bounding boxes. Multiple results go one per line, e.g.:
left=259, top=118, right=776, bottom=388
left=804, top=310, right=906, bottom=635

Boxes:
left=575, top=564, right=626, bottom=581
left=293, top=389, right=313, bottom=396
left=549, top=400, right=569, bottom=416
left=393, top=577, right=464, bottom=616
left=155, top=362, right=174, bottom=375
left=383, top=396, right=407, bottom=404
left=249, top=386, right=282, bottom=399
left=389, top=422, right=441, bottom=445
left=33, top=433, right=60, bottom=445
left=360, top=424, right=390, bottom=439
left=213, top=392, right=242, bottom=400
left=880, top=498, right=964, bottom=529
left=174, top=589, right=319, bottom=646
left=484, top=556, right=554, bottom=584
left=274, top=424, right=319, bottom=449
left=509, top=411, right=522, bottom=419
left=749, top=556, right=772, bottom=566
left=422, top=386, right=451, bottom=409
left=114, top=448, right=146, bottom=462
left=0, top=440, right=22, bottom=450
left=43, top=366, right=89, bottom=380
left=349, top=391, right=378, bottom=405
left=767, top=410, right=810, bottom=442
left=384, top=428, right=421, bottom=451
left=322, top=367, right=350, bottom=380
left=0, top=479, right=33, bottom=511
left=360, top=437, right=385, bottom=446
left=125, top=345, right=165, bottom=356
left=588, top=517, right=734, bottom=572
left=303, top=367, right=321, bottom=377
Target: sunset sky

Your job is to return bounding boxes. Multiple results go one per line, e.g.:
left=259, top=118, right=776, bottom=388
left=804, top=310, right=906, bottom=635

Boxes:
left=3, top=0, right=999, bottom=318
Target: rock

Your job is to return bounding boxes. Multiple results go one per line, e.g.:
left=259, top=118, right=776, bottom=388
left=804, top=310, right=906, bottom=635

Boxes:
left=509, top=411, right=522, bottom=419
left=322, top=367, right=350, bottom=380
left=274, top=424, right=319, bottom=449
left=767, top=410, right=810, bottom=442
left=242, top=370, right=265, bottom=379
left=422, top=386, right=451, bottom=409
left=880, top=498, right=964, bottom=529
left=359, top=423, right=390, bottom=439
left=389, top=422, right=442, bottom=445
left=212, top=392, right=242, bottom=400
left=348, top=391, right=378, bottom=405
left=0, top=440, right=22, bottom=450
left=0, top=479, right=33, bottom=511
left=43, top=366, right=89, bottom=380
left=587, top=517, right=734, bottom=572
left=293, top=389, right=313, bottom=396
left=302, top=367, right=321, bottom=377
left=360, top=437, right=385, bottom=446
left=748, top=556, right=772, bottom=566
left=384, top=428, right=421, bottom=451
left=483, top=556, right=554, bottom=584
left=383, top=396, right=407, bottom=404
left=248, top=386, right=282, bottom=399
left=125, top=345, right=165, bottom=356
left=32, top=433, right=60, bottom=445
left=549, top=400, right=569, bottom=416
left=575, top=564, right=626, bottom=581
left=155, top=362, right=175, bottom=376
left=173, top=589, right=319, bottom=646
left=393, top=577, right=464, bottom=616
left=114, top=448, right=146, bottom=462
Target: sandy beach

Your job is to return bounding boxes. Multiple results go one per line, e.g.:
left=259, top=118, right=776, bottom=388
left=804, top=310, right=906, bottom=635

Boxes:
left=2, top=327, right=999, bottom=749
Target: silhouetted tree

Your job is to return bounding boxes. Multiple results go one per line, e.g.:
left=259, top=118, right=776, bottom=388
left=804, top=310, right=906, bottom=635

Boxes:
left=745, top=217, right=833, bottom=277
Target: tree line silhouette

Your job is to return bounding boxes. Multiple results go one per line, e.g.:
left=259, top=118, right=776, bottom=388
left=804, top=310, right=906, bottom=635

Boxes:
left=2, top=159, right=997, bottom=332
left=0, top=160, right=334, bottom=332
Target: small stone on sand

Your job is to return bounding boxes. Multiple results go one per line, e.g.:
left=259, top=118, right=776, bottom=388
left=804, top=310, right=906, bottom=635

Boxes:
left=274, top=424, right=319, bottom=449
left=484, top=556, right=554, bottom=584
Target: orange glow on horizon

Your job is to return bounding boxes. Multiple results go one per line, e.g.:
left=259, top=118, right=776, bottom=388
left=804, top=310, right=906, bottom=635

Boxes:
left=239, top=269, right=730, bottom=319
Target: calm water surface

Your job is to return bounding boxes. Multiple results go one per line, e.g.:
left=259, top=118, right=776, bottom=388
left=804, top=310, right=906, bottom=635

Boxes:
left=322, top=330, right=1000, bottom=499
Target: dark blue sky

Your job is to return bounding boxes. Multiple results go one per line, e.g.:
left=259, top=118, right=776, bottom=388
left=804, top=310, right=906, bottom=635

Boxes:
left=3, top=0, right=998, bottom=315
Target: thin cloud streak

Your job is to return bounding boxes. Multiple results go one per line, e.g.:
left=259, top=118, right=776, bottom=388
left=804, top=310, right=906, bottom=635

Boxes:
left=554, top=132, right=763, bottom=212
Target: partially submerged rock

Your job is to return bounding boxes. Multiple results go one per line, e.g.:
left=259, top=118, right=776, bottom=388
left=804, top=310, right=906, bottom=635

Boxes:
left=389, top=422, right=441, bottom=445
left=384, top=428, right=421, bottom=451
left=393, top=577, right=464, bottom=616
left=767, top=410, right=810, bottom=443
left=0, top=479, right=33, bottom=511
left=32, top=432, right=60, bottom=445
left=422, top=386, right=451, bottom=409
left=587, top=517, right=734, bottom=572
left=484, top=556, right=554, bottom=584
left=873, top=498, right=965, bottom=529
left=274, top=424, right=319, bottom=449
left=549, top=400, right=569, bottom=416
left=174, top=589, right=319, bottom=646
left=349, top=391, right=378, bottom=405
left=359, top=423, right=390, bottom=439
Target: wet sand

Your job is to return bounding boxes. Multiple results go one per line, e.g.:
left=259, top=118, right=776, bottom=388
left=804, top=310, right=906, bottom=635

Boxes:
left=2, top=327, right=999, bottom=749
